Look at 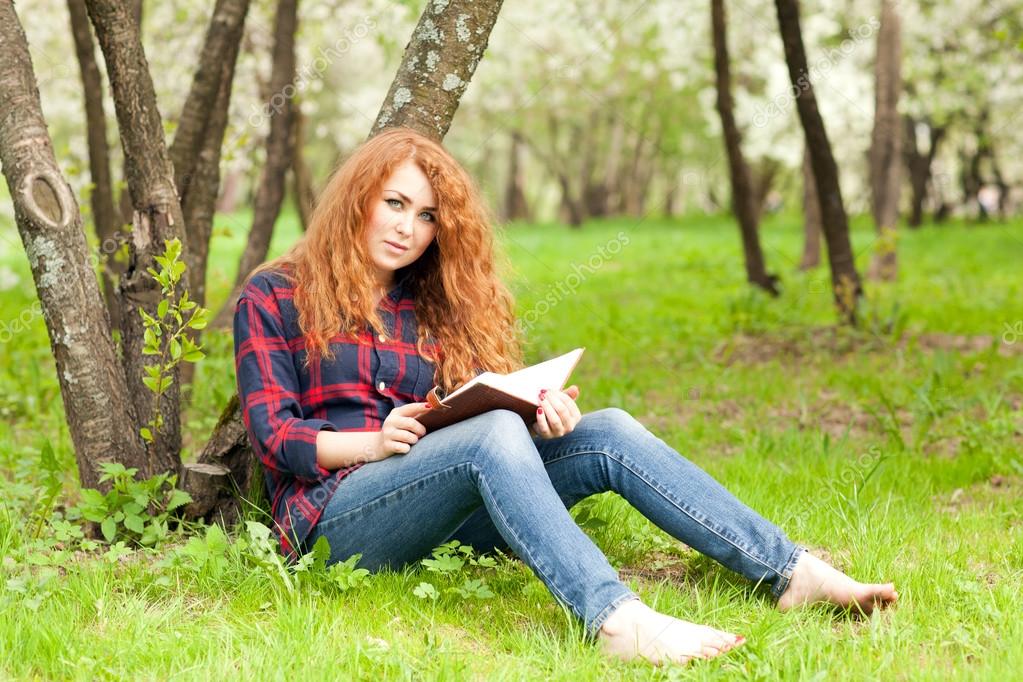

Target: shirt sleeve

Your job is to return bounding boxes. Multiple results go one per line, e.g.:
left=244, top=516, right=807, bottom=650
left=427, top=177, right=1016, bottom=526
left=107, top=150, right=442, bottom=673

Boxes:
left=233, top=285, right=336, bottom=483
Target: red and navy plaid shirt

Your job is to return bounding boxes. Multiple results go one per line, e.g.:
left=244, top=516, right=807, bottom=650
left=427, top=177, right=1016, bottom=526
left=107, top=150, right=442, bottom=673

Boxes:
left=233, top=268, right=439, bottom=558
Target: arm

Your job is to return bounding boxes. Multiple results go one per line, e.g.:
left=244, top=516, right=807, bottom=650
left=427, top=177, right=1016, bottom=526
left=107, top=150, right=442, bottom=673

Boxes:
left=234, top=289, right=339, bottom=482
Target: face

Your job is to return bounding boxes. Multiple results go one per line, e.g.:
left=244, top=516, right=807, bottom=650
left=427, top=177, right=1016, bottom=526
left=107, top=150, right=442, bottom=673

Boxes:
left=365, top=160, right=438, bottom=289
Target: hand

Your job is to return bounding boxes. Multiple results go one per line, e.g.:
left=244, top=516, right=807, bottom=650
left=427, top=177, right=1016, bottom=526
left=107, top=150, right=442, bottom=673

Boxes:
left=532, top=385, right=581, bottom=439
left=374, top=402, right=430, bottom=459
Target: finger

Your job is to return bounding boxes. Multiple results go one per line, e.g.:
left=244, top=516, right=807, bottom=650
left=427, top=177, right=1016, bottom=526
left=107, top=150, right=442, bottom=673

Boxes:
left=391, top=429, right=419, bottom=446
left=564, top=384, right=581, bottom=400
left=543, top=391, right=573, bottom=433
left=539, top=396, right=564, bottom=435
left=396, top=401, right=431, bottom=417
left=533, top=407, right=552, bottom=438
left=389, top=439, right=411, bottom=454
left=398, top=416, right=427, bottom=437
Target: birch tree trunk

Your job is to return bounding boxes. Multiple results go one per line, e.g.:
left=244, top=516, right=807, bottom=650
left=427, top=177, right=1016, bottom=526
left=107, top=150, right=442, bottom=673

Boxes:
left=712, top=0, right=778, bottom=296
left=0, top=2, right=146, bottom=490
left=371, top=0, right=505, bottom=140
left=868, top=0, right=902, bottom=281
left=774, top=0, right=862, bottom=322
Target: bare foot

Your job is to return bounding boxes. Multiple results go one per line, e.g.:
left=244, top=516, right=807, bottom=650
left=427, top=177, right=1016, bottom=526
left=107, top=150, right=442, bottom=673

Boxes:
left=778, top=551, right=898, bottom=615
left=597, top=598, right=745, bottom=666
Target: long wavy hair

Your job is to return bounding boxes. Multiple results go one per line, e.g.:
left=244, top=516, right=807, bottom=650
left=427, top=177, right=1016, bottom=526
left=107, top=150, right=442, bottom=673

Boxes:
left=251, top=127, right=523, bottom=392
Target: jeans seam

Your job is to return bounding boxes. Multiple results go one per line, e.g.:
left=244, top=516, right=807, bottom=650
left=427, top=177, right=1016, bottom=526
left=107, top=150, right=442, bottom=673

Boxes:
left=556, top=446, right=790, bottom=580
left=587, top=591, right=640, bottom=641
left=473, top=467, right=577, bottom=616
left=314, top=463, right=474, bottom=535
left=770, top=544, right=807, bottom=600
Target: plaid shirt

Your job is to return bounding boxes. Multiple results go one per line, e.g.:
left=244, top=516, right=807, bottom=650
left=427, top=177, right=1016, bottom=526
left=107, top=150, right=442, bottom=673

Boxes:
left=233, top=268, right=438, bottom=558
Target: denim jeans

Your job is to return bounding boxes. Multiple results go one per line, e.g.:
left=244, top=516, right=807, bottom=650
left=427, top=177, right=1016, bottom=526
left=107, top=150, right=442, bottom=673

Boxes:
left=306, top=407, right=805, bottom=638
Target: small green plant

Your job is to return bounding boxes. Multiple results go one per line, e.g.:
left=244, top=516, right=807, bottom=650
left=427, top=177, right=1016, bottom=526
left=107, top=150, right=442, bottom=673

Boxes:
left=413, top=540, right=497, bottom=602
left=139, top=238, right=211, bottom=445
left=72, top=462, right=191, bottom=547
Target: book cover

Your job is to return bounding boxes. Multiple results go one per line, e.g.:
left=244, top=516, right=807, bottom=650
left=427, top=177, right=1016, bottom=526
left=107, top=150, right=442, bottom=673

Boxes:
left=417, top=348, right=585, bottom=432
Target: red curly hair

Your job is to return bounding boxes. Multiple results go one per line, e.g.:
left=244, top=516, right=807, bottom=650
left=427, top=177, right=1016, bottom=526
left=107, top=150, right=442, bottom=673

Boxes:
left=252, top=127, right=523, bottom=392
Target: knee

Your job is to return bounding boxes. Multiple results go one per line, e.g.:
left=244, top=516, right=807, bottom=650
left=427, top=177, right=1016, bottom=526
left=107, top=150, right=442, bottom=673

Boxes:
left=469, top=409, right=538, bottom=466
left=587, top=407, right=645, bottom=437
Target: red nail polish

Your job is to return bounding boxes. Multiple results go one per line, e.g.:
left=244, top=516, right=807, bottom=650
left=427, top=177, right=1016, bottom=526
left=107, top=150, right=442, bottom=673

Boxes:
left=537, top=407, right=543, bottom=414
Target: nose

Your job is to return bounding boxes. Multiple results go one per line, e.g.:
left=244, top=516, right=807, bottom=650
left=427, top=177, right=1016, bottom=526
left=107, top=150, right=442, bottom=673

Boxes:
left=394, top=210, right=415, bottom=236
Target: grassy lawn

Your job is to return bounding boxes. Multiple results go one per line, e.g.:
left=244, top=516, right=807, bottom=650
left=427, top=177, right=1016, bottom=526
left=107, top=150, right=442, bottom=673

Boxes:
left=1, top=209, right=1022, bottom=679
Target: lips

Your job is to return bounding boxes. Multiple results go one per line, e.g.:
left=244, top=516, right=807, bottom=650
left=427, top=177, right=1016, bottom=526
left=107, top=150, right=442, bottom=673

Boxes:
left=384, top=240, right=408, bottom=252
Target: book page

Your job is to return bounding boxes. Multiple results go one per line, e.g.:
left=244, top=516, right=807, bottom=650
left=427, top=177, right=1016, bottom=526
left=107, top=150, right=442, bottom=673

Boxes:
left=485, top=348, right=584, bottom=403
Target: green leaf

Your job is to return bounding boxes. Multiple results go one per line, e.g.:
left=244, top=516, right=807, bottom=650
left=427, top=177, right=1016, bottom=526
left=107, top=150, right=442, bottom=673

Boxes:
left=169, top=337, right=181, bottom=360
left=183, top=349, right=205, bottom=363
left=124, top=514, right=145, bottom=534
left=165, top=489, right=192, bottom=512
left=100, top=517, right=117, bottom=543
left=140, top=427, right=153, bottom=443
left=413, top=582, right=439, bottom=600
left=157, top=299, right=169, bottom=319
left=142, top=376, right=160, bottom=393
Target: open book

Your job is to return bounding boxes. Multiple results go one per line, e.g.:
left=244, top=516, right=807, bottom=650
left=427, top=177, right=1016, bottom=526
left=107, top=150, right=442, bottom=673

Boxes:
left=417, top=348, right=585, bottom=432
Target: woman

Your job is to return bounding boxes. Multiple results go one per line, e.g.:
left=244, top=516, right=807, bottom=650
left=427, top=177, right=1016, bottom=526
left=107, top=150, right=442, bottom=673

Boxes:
left=233, top=128, right=898, bottom=665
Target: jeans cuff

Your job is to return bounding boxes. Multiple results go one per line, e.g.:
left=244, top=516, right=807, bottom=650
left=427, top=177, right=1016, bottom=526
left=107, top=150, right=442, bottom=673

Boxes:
left=585, top=589, right=641, bottom=642
left=770, top=544, right=807, bottom=600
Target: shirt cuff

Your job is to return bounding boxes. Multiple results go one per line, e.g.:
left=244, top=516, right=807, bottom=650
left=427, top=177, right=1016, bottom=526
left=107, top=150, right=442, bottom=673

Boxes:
left=281, top=419, right=337, bottom=482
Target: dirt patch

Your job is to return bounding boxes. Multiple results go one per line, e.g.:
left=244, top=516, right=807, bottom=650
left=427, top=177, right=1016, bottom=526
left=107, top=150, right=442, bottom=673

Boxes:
left=618, top=550, right=692, bottom=587
left=712, top=329, right=1022, bottom=367
left=933, top=475, right=1022, bottom=515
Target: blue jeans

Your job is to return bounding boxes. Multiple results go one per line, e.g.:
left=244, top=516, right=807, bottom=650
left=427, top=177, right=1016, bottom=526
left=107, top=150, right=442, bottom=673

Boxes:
left=306, top=408, right=805, bottom=638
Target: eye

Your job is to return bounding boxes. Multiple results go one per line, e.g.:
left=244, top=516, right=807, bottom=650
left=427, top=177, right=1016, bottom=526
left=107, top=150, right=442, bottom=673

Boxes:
left=419, top=211, right=436, bottom=223
left=386, top=198, right=402, bottom=209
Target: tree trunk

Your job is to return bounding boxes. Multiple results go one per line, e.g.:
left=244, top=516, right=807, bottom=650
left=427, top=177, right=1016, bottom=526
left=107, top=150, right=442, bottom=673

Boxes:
left=503, top=130, right=530, bottom=222
left=868, top=0, right=902, bottom=281
left=371, top=0, right=505, bottom=141
left=67, top=0, right=124, bottom=332
left=904, top=117, right=944, bottom=228
left=800, top=146, right=822, bottom=270
left=85, top=0, right=189, bottom=478
left=291, top=105, right=316, bottom=232
left=774, top=0, right=862, bottom=322
left=712, top=0, right=778, bottom=296
left=196, top=0, right=505, bottom=519
left=168, top=0, right=250, bottom=310
left=211, top=0, right=299, bottom=331
left=0, top=2, right=146, bottom=491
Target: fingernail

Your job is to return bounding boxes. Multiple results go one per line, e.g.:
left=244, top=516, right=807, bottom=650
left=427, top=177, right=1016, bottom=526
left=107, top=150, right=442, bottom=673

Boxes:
left=539, top=389, right=547, bottom=397
left=537, top=408, right=543, bottom=414
left=425, top=404, right=432, bottom=409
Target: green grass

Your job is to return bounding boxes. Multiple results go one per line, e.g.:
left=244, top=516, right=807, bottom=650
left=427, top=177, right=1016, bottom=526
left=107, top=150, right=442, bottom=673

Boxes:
left=1, top=209, right=1022, bottom=680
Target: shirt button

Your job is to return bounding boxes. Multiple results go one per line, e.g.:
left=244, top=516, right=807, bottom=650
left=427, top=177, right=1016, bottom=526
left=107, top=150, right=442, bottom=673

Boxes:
left=378, top=333, right=386, bottom=342
left=378, top=381, right=386, bottom=391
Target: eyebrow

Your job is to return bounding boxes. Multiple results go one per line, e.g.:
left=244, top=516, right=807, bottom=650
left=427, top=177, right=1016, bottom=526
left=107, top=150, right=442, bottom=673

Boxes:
left=385, top=189, right=436, bottom=212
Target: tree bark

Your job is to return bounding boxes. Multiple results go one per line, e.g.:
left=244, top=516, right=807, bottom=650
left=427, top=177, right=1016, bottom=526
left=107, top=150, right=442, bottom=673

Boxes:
left=712, top=0, right=778, bottom=296
left=196, top=0, right=504, bottom=520
left=211, top=0, right=299, bottom=331
left=0, top=2, right=146, bottom=491
left=67, top=0, right=124, bottom=332
left=904, top=117, right=944, bottom=228
left=168, top=0, right=250, bottom=310
left=291, top=105, right=316, bottom=232
left=868, top=0, right=902, bottom=281
left=85, top=0, right=188, bottom=478
left=371, top=0, right=505, bottom=141
left=774, top=0, right=862, bottom=322
left=800, top=146, right=822, bottom=270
